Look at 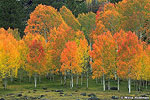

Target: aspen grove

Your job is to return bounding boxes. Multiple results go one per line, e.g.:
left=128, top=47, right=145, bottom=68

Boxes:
left=0, top=0, right=150, bottom=94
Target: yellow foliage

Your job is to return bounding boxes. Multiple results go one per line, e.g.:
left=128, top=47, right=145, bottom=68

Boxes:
left=0, top=28, right=20, bottom=78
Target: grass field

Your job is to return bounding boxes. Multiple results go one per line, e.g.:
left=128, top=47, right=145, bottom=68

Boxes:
left=0, top=76, right=150, bottom=100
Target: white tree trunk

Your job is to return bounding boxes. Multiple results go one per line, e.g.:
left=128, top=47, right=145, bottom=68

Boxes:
left=34, top=74, right=37, bottom=88
left=128, top=78, right=131, bottom=93
left=90, top=41, right=92, bottom=71
left=118, top=77, right=120, bottom=91
left=71, top=74, right=74, bottom=89
left=108, top=79, right=110, bottom=90
left=115, top=71, right=117, bottom=80
left=103, top=73, right=105, bottom=91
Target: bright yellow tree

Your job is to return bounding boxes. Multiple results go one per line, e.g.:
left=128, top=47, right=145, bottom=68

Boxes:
left=0, top=28, right=20, bottom=89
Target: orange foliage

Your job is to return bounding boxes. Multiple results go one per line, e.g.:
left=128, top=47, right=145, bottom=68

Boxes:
left=90, top=31, right=117, bottom=79
left=24, top=4, right=64, bottom=40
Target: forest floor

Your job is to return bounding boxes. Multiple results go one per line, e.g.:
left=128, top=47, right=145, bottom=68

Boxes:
left=0, top=76, right=150, bottom=100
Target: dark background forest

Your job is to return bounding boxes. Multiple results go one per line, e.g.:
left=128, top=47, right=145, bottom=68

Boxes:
left=0, top=0, right=122, bottom=38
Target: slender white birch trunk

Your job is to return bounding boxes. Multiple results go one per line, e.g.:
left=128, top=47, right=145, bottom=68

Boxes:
left=118, top=77, right=120, bottom=91
left=103, top=73, right=105, bottom=91
left=108, top=78, right=110, bottom=90
left=128, top=78, right=131, bottom=93
left=71, top=74, right=73, bottom=88
left=34, top=74, right=37, bottom=88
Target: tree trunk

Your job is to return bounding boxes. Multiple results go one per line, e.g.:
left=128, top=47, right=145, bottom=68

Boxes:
left=139, top=80, right=141, bottom=91
left=34, top=74, right=37, bottom=88
left=146, top=79, right=147, bottom=90
left=71, top=74, right=74, bottom=89
left=29, top=76, right=31, bottom=83
left=118, top=77, right=119, bottom=91
left=4, top=77, right=7, bottom=90
left=20, top=74, right=22, bottom=83
left=81, top=74, right=83, bottom=86
left=128, top=78, right=131, bottom=93
left=134, top=80, right=136, bottom=90
left=61, top=75, right=63, bottom=85
left=103, top=73, right=105, bottom=91
left=142, top=80, right=144, bottom=88
left=96, top=77, right=98, bottom=84
left=76, top=75, right=79, bottom=86
left=50, top=73, right=52, bottom=81
left=114, top=71, right=117, bottom=80
left=64, top=75, right=66, bottom=86
left=136, top=80, right=138, bottom=91
left=86, top=71, right=88, bottom=89
left=39, top=75, right=41, bottom=83
left=108, top=78, right=110, bottom=90
left=90, top=41, right=92, bottom=70
left=10, top=74, right=13, bottom=83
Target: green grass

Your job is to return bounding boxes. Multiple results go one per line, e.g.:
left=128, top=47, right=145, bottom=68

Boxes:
left=0, top=76, right=150, bottom=100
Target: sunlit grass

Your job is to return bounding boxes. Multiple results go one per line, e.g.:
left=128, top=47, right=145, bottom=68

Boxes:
left=0, top=76, right=150, bottom=100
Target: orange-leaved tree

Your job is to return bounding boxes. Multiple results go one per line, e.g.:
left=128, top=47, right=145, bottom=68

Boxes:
left=60, top=41, right=80, bottom=89
left=24, top=33, right=47, bottom=88
left=116, top=0, right=150, bottom=39
left=114, top=30, right=141, bottom=93
left=17, top=39, right=29, bottom=82
left=96, top=3, right=121, bottom=35
left=113, top=29, right=127, bottom=91
left=24, top=4, right=64, bottom=41
left=0, top=28, right=20, bottom=89
left=90, top=31, right=117, bottom=91
left=47, top=23, right=76, bottom=83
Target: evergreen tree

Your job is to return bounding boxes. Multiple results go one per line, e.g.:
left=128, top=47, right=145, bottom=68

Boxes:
left=0, top=0, right=25, bottom=37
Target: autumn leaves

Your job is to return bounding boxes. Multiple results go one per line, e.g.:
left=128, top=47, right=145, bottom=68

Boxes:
left=0, top=0, right=150, bottom=93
